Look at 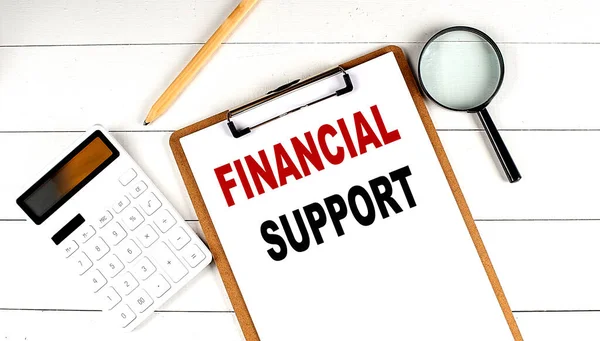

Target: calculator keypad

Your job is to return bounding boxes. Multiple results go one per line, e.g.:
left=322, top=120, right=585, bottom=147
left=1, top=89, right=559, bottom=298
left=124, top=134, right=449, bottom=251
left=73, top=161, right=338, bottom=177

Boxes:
left=130, top=181, right=148, bottom=198
left=131, top=257, right=156, bottom=281
left=130, top=289, right=154, bottom=313
left=119, top=239, right=142, bottom=263
left=119, top=169, right=137, bottom=186
left=154, top=242, right=188, bottom=283
left=93, top=211, right=113, bottom=229
left=89, top=238, right=110, bottom=261
left=113, top=196, right=130, bottom=213
left=115, top=272, right=139, bottom=296
left=122, top=207, right=144, bottom=231
left=104, top=222, right=127, bottom=246
left=139, top=192, right=162, bottom=216
left=114, top=304, right=136, bottom=328
left=135, top=224, right=159, bottom=248
left=181, top=244, right=206, bottom=268
left=102, top=286, right=122, bottom=310
left=154, top=210, right=176, bottom=233
left=55, top=166, right=210, bottom=331
left=146, top=274, right=171, bottom=298
left=73, top=252, right=93, bottom=275
left=101, top=254, right=125, bottom=278
left=168, top=227, right=191, bottom=250
left=63, top=240, right=79, bottom=258
left=75, top=225, right=96, bottom=244
left=88, top=269, right=108, bottom=293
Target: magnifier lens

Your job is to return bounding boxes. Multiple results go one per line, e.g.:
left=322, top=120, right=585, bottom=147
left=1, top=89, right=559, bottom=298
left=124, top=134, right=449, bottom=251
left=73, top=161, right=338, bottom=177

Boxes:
left=419, top=30, right=502, bottom=110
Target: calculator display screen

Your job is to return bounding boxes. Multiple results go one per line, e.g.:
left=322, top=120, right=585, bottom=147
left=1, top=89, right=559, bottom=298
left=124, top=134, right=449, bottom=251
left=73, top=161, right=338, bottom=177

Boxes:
left=17, top=131, right=119, bottom=225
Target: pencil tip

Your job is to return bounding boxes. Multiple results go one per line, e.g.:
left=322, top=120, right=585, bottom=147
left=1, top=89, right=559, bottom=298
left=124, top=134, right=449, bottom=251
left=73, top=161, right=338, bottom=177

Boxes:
left=143, top=121, right=149, bottom=126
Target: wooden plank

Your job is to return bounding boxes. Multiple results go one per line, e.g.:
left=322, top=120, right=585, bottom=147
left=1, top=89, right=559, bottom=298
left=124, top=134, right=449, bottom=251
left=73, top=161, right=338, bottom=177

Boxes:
left=514, top=312, right=600, bottom=341
left=440, top=130, right=599, bottom=220
left=480, top=221, right=600, bottom=311
left=2, top=0, right=600, bottom=45
left=1, top=310, right=600, bottom=341
left=0, top=221, right=232, bottom=312
left=0, top=43, right=599, bottom=131
left=0, top=310, right=243, bottom=340
left=2, top=218, right=600, bottom=311
left=1, top=130, right=598, bottom=220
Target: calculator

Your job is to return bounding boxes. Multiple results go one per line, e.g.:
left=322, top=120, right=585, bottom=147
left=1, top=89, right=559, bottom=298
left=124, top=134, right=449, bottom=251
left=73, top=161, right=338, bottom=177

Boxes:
left=16, top=125, right=212, bottom=331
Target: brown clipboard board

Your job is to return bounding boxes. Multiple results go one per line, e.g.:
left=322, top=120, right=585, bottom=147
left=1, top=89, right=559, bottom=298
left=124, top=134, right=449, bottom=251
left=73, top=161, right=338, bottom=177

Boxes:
left=169, top=45, right=523, bottom=341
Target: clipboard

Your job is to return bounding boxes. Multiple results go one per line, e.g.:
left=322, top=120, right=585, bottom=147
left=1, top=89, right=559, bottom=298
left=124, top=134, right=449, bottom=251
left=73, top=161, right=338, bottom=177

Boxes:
left=169, top=46, right=523, bottom=341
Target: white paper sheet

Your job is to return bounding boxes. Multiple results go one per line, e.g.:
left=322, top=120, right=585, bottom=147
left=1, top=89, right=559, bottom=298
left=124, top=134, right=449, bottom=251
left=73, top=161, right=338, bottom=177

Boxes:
left=180, top=52, right=515, bottom=341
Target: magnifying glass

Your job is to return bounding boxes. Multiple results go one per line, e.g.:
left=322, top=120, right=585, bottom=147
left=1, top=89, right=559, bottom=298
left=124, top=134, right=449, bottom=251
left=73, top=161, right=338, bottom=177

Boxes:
left=418, top=26, right=521, bottom=183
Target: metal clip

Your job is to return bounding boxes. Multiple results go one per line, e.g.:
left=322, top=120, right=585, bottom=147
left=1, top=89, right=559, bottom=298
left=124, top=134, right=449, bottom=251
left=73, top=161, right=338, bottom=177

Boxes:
left=227, top=66, right=353, bottom=138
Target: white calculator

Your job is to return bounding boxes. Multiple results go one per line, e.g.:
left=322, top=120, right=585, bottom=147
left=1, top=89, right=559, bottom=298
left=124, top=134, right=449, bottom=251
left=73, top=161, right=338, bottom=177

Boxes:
left=16, top=125, right=212, bottom=331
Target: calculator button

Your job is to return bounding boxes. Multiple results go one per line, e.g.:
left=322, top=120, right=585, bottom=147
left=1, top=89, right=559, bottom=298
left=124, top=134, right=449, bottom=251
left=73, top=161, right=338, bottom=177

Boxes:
left=72, top=252, right=93, bottom=275
left=93, top=210, right=113, bottom=229
left=101, top=254, right=125, bottom=278
left=130, top=181, right=148, bottom=198
left=154, top=242, right=188, bottom=283
left=119, top=239, right=142, bottom=263
left=168, top=227, right=191, bottom=250
left=132, top=257, right=156, bottom=281
left=119, top=168, right=137, bottom=186
left=139, top=192, right=162, bottom=216
left=130, top=289, right=154, bottom=313
left=146, top=274, right=171, bottom=298
left=87, top=269, right=107, bottom=293
left=154, top=209, right=176, bottom=233
left=181, top=244, right=206, bottom=268
left=88, top=238, right=110, bottom=261
left=62, top=240, right=79, bottom=258
left=115, top=272, right=139, bottom=296
left=135, top=224, right=159, bottom=248
left=112, top=196, right=130, bottom=214
left=102, top=286, right=121, bottom=310
left=75, top=225, right=96, bottom=244
left=114, top=304, right=136, bottom=328
left=122, top=207, right=144, bottom=231
left=104, top=222, right=127, bottom=246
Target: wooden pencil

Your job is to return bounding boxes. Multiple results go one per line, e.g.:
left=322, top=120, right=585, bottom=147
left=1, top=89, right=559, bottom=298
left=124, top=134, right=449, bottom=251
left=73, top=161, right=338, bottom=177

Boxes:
left=144, top=0, right=260, bottom=125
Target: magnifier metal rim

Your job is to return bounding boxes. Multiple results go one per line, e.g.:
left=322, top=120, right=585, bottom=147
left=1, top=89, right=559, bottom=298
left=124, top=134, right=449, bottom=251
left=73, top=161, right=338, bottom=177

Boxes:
left=418, top=26, right=505, bottom=113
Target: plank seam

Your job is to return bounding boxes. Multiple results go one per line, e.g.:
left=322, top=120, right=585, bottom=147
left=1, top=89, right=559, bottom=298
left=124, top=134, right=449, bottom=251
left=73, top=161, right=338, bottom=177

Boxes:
left=3, top=218, right=600, bottom=222
left=1, top=41, right=600, bottom=48
left=0, top=307, right=234, bottom=313
left=3, top=129, right=600, bottom=134
left=0, top=307, right=597, bottom=313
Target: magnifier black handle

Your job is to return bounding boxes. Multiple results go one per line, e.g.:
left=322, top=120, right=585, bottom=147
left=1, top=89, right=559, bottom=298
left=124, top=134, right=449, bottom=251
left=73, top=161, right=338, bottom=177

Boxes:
left=477, top=108, right=521, bottom=183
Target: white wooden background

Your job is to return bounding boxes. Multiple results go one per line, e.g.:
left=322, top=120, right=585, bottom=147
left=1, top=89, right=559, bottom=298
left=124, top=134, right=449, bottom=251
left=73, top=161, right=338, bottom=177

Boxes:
left=1, top=0, right=600, bottom=340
